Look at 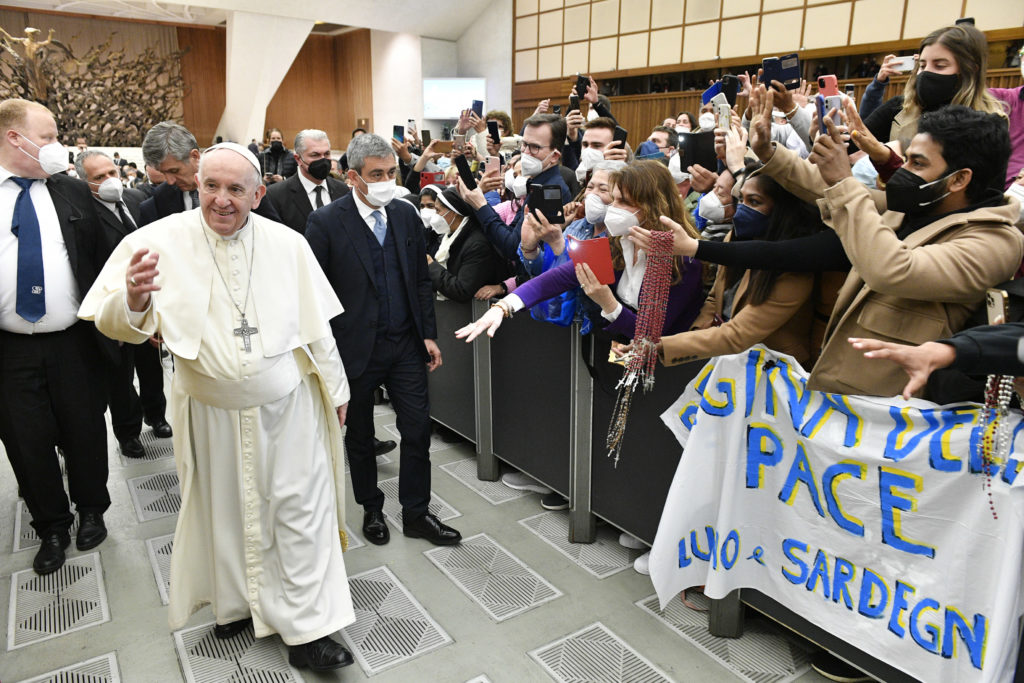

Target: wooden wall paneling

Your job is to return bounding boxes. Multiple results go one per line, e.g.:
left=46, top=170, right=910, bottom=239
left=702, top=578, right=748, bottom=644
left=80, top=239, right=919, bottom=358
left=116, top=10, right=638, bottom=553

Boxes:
left=333, top=29, right=374, bottom=147
left=177, top=26, right=225, bottom=147
left=265, top=35, right=341, bottom=148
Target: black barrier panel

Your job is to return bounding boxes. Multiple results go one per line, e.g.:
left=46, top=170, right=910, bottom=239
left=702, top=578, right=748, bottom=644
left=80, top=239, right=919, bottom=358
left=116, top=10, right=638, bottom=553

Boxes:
left=489, top=313, right=574, bottom=495
left=428, top=299, right=477, bottom=441
left=588, top=334, right=704, bottom=544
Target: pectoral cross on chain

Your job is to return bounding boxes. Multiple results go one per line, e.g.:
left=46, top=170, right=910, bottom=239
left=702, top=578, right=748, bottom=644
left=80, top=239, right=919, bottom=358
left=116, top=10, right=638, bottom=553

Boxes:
left=233, top=317, right=259, bottom=353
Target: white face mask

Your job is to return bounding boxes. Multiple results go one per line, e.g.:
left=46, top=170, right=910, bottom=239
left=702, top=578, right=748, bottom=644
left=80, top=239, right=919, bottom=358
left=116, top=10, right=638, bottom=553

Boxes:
left=698, top=191, right=729, bottom=223
left=358, top=176, right=396, bottom=207
left=17, top=133, right=67, bottom=176
left=603, top=205, right=640, bottom=236
left=504, top=169, right=516, bottom=191
left=520, top=149, right=552, bottom=178
left=94, top=177, right=124, bottom=203
left=675, top=125, right=690, bottom=135
left=576, top=147, right=604, bottom=182
left=429, top=211, right=450, bottom=235
left=584, top=192, right=608, bottom=224
left=420, top=206, right=436, bottom=228
left=511, top=174, right=528, bottom=198
left=698, top=113, right=716, bottom=131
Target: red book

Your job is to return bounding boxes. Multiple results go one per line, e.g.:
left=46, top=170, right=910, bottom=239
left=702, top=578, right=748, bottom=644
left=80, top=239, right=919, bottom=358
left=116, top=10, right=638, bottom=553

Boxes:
left=567, top=236, right=615, bottom=285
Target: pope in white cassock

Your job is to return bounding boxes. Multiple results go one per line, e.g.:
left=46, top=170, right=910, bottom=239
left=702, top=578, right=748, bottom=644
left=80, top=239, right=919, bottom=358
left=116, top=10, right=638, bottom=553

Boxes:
left=78, top=143, right=356, bottom=672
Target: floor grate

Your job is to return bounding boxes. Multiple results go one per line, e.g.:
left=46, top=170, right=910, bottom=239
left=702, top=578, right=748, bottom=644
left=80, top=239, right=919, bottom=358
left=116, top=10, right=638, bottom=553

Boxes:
left=439, top=458, right=528, bottom=505
left=19, top=652, right=121, bottom=683
left=519, top=511, right=642, bottom=579
left=118, top=428, right=174, bottom=466
left=530, top=621, right=674, bottom=683
left=636, top=592, right=812, bottom=683
left=127, top=470, right=181, bottom=522
left=8, top=552, right=110, bottom=650
left=173, top=621, right=304, bottom=683
left=424, top=533, right=562, bottom=622
left=340, top=565, right=452, bottom=676
left=12, top=499, right=80, bottom=553
left=381, top=422, right=456, bottom=452
left=145, top=533, right=175, bottom=606
left=344, top=523, right=365, bottom=551
left=378, top=475, right=461, bottom=531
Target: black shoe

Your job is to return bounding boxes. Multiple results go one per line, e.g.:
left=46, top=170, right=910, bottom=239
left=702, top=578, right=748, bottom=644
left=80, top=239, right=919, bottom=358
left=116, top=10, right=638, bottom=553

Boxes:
left=76, top=511, right=107, bottom=550
left=362, top=509, right=390, bottom=545
left=373, top=437, right=397, bottom=456
left=289, top=636, right=353, bottom=671
left=213, top=617, right=252, bottom=639
left=403, top=512, right=461, bottom=545
left=33, top=530, right=71, bottom=575
left=119, top=436, right=145, bottom=458
left=810, top=651, right=872, bottom=682
left=147, top=419, right=173, bottom=439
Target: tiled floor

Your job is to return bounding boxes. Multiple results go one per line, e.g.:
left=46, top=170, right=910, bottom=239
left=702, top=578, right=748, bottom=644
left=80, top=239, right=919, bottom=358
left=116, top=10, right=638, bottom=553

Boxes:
left=0, top=392, right=831, bottom=682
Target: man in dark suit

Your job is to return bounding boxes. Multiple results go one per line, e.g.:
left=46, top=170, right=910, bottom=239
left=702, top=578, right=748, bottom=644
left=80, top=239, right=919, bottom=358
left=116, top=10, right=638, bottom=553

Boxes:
left=306, top=133, right=460, bottom=548
left=139, top=121, right=282, bottom=226
left=0, top=99, right=110, bottom=575
left=266, top=129, right=349, bottom=235
left=266, top=129, right=395, bottom=458
left=75, top=150, right=171, bottom=459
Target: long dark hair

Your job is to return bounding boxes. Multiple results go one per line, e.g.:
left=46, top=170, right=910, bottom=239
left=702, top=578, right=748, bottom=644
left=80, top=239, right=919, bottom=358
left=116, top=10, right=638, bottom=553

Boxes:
left=726, top=161, right=825, bottom=306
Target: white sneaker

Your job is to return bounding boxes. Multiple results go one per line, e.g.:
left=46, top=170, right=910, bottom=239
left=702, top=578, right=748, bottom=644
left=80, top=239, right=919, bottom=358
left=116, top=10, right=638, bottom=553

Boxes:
left=618, top=533, right=647, bottom=550
left=501, top=471, right=552, bottom=495
left=633, top=551, right=651, bottom=575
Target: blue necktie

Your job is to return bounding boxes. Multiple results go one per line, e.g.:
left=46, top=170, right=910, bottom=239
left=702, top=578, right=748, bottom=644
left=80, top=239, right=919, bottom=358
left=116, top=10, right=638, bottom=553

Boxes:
left=11, top=177, right=45, bottom=322
left=371, top=210, right=387, bottom=246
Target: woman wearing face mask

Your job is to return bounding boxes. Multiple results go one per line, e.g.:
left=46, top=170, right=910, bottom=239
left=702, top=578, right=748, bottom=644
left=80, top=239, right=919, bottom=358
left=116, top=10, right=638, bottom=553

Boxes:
left=455, top=160, right=704, bottom=342
left=633, top=161, right=829, bottom=367
left=675, top=112, right=697, bottom=135
left=492, top=157, right=528, bottom=226
left=517, top=163, right=617, bottom=332
left=418, top=184, right=444, bottom=253
left=862, top=23, right=1005, bottom=153
left=425, top=188, right=506, bottom=303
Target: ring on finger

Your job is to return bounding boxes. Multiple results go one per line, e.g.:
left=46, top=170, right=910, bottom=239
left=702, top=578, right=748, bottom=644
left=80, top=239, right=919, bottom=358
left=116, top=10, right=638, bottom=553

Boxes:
left=129, top=276, right=138, bottom=286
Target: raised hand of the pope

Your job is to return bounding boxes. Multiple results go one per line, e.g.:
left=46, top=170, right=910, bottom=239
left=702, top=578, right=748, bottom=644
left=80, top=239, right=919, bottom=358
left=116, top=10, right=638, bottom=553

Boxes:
left=126, top=248, right=161, bottom=312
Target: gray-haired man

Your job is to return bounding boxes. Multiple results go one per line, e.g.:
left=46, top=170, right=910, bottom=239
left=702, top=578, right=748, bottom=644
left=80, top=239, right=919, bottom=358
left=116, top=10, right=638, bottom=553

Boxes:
left=265, top=129, right=349, bottom=235
left=138, top=121, right=281, bottom=227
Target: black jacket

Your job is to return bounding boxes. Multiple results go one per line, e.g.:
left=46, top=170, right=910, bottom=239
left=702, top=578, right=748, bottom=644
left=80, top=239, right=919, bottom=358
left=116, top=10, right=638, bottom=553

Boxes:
left=305, top=193, right=437, bottom=378
left=259, top=148, right=297, bottom=179
left=428, top=222, right=504, bottom=302
left=265, top=173, right=349, bottom=234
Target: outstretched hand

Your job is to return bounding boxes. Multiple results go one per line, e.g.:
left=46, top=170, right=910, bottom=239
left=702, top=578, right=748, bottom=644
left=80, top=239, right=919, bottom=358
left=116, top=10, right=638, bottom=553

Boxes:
left=848, top=338, right=956, bottom=400
left=455, top=305, right=507, bottom=342
left=629, top=216, right=698, bottom=257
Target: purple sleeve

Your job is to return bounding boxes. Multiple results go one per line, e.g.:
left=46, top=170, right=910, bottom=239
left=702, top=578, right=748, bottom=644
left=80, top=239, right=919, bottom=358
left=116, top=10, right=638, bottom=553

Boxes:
left=603, top=258, right=705, bottom=338
left=512, top=260, right=580, bottom=309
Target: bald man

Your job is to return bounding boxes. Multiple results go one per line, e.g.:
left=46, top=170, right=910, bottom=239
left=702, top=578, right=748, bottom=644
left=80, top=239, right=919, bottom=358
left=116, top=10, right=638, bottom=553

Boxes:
left=79, top=143, right=355, bottom=671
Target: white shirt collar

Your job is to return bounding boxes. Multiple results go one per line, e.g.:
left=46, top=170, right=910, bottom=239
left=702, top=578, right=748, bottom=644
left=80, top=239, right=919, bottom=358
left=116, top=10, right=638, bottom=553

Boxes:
left=354, top=190, right=386, bottom=223
left=297, top=171, right=325, bottom=196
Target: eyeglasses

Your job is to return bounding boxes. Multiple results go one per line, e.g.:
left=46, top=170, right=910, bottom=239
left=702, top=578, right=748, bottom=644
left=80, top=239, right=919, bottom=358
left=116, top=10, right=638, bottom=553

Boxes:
left=521, top=141, right=550, bottom=156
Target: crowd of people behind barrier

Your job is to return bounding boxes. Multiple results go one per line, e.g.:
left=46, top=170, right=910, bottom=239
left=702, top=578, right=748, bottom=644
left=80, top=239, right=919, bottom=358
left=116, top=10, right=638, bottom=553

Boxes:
left=3, top=13, right=1024, bottom=682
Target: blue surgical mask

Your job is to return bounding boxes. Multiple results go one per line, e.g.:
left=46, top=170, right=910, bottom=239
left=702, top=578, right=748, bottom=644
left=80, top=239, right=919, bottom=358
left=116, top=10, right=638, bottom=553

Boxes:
left=732, top=203, right=771, bottom=239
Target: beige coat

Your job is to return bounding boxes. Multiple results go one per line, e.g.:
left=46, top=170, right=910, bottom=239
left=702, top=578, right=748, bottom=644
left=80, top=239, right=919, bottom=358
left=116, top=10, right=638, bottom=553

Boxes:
left=759, top=145, right=1024, bottom=397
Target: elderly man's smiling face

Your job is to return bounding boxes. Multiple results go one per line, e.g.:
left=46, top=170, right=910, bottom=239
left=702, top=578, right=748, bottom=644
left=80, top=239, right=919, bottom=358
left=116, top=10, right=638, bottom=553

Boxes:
left=198, top=149, right=265, bottom=236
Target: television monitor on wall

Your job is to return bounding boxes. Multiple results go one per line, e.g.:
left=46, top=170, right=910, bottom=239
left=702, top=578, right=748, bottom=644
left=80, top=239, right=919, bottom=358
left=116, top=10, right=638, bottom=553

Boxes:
left=423, top=78, right=486, bottom=119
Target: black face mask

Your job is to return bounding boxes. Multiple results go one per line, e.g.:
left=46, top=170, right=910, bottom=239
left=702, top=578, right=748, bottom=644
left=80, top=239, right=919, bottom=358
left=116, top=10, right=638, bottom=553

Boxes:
left=306, top=158, right=332, bottom=181
left=885, top=166, right=959, bottom=215
left=915, top=71, right=959, bottom=110
left=270, top=140, right=284, bottom=153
